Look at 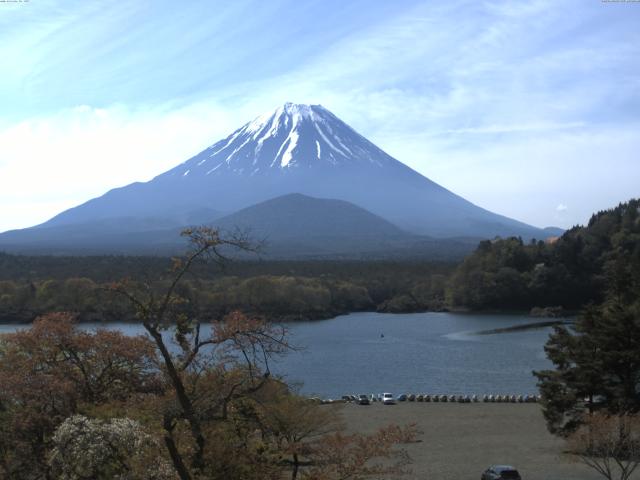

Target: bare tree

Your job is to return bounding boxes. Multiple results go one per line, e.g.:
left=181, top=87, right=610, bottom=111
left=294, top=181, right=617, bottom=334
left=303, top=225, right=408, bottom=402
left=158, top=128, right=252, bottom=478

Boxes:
left=106, top=226, right=417, bottom=480
left=569, top=413, right=640, bottom=480
left=110, top=227, right=291, bottom=480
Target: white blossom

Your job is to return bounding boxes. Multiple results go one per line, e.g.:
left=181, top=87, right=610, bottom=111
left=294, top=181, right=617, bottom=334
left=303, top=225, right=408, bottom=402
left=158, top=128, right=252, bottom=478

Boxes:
left=49, top=415, right=176, bottom=480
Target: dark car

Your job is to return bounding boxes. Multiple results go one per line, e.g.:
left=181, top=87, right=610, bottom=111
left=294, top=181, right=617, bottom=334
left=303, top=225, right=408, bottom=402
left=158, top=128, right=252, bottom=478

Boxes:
left=481, top=465, right=522, bottom=480
left=357, top=394, right=370, bottom=405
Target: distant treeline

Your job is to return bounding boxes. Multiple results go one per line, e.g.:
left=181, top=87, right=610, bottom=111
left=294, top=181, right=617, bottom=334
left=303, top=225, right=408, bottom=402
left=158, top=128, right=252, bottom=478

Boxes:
left=1, top=199, right=638, bottom=322
left=0, top=258, right=454, bottom=323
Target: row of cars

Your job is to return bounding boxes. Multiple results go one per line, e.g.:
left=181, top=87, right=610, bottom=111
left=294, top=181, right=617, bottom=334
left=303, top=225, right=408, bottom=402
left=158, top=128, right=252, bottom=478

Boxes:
left=340, top=394, right=397, bottom=405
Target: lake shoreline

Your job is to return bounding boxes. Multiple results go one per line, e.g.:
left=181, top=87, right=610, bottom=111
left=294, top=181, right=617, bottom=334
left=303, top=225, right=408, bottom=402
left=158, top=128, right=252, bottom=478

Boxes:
left=2, top=312, right=555, bottom=397
left=475, top=319, right=574, bottom=335
left=0, top=306, right=573, bottom=325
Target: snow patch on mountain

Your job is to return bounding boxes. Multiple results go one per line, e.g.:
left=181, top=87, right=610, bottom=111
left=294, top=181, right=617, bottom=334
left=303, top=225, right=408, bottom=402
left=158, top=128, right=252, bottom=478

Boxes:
left=168, top=102, right=397, bottom=179
left=280, top=128, right=299, bottom=167
left=313, top=122, right=347, bottom=158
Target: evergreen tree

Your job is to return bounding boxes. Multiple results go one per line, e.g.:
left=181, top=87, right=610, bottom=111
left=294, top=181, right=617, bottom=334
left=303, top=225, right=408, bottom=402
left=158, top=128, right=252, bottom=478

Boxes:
left=534, top=301, right=640, bottom=436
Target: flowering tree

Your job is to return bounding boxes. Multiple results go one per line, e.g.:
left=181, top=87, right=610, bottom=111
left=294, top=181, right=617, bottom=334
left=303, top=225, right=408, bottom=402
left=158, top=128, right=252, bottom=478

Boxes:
left=49, top=415, right=175, bottom=480
left=0, top=313, right=158, bottom=479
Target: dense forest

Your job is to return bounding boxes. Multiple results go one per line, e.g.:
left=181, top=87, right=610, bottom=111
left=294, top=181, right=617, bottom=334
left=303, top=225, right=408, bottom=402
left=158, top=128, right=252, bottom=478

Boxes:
left=530, top=202, right=640, bottom=448
left=1, top=199, right=638, bottom=323
left=448, top=199, right=640, bottom=311
left=0, top=257, right=453, bottom=323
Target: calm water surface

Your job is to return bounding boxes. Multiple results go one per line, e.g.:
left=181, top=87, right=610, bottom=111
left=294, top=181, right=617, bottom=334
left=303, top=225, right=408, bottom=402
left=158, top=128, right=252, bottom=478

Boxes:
left=0, top=312, right=554, bottom=398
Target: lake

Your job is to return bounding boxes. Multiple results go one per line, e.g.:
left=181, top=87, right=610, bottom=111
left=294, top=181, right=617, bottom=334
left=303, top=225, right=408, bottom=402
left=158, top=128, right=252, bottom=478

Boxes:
left=0, top=312, right=555, bottom=398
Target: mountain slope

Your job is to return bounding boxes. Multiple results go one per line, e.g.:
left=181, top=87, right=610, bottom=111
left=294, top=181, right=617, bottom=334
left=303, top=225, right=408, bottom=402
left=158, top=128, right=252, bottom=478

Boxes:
left=31, top=103, right=551, bottom=239
left=0, top=103, right=559, bottom=256
left=0, top=193, right=478, bottom=259
left=209, top=193, right=481, bottom=259
left=212, top=193, right=413, bottom=257
left=215, top=193, right=406, bottom=240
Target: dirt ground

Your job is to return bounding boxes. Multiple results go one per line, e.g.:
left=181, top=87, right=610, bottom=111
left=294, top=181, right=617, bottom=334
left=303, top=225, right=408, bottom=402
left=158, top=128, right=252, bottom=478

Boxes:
left=340, top=402, right=635, bottom=480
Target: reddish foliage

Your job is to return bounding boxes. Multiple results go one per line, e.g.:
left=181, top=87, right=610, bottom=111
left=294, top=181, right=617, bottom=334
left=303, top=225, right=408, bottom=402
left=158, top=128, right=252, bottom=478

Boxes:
left=0, top=312, right=160, bottom=478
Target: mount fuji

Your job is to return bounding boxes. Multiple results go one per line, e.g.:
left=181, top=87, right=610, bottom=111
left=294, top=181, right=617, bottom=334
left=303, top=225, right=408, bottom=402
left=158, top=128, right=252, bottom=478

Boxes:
left=0, top=103, right=561, bottom=256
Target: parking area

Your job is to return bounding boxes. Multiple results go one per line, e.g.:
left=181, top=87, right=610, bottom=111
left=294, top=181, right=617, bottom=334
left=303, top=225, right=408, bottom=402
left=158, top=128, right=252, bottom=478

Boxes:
left=341, top=402, right=612, bottom=480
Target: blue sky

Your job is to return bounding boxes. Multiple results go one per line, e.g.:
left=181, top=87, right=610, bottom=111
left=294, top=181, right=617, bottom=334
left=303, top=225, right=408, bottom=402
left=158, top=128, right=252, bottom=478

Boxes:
left=0, top=0, right=639, bottom=232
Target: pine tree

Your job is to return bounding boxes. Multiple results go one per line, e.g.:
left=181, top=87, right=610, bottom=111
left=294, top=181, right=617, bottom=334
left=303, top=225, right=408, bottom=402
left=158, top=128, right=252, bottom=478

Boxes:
left=534, top=301, right=640, bottom=436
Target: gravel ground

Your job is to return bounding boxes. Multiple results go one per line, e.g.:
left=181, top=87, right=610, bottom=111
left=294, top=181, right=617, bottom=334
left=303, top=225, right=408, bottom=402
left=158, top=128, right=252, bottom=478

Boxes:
left=340, top=402, right=633, bottom=480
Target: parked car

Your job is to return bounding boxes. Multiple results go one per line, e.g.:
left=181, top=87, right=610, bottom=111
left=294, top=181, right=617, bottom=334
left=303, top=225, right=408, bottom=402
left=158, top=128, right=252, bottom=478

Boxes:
left=397, top=394, right=407, bottom=402
left=357, top=394, right=370, bottom=405
left=481, top=465, right=522, bottom=480
left=382, top=393, right=396, bottom=405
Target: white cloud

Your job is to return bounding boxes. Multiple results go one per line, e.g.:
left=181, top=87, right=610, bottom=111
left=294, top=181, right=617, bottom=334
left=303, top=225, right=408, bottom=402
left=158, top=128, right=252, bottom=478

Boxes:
left=0, top=102, right=243, bottom=231
left=556, top=204, right=568, bottom=212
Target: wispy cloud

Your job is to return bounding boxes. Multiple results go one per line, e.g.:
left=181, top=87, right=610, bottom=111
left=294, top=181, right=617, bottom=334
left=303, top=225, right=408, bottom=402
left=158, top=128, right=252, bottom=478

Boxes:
left=0, top=0, right=639, bottom=231
left=440, top=122, right=586, bottom=135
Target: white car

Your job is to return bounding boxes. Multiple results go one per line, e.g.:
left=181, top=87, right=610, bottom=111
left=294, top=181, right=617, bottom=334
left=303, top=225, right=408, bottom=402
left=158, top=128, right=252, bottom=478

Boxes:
left=382, top=393, right=396, bottom=405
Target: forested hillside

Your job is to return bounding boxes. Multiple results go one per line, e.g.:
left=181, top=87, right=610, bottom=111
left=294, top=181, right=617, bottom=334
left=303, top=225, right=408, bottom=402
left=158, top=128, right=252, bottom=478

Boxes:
left=447, top=199, right=640, bottom=311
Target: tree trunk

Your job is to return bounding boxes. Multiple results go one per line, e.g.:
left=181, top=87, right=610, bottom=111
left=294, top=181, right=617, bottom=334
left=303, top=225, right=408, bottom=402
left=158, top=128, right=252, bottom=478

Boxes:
left=291, top=453, right=300, bottom=480
left=145, top=322, right=206, bottom=473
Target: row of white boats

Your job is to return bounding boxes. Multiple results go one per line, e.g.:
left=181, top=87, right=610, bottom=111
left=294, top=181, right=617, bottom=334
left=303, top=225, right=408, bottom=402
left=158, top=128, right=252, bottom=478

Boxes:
left=313, top=393, right=542, bottom=404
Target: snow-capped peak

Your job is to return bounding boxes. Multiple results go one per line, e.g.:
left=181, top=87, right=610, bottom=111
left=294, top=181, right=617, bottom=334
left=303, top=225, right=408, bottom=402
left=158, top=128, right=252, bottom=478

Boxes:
left=171, top=103, right=395, bottom=178
left=243, top=102, right=324, bottom=136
